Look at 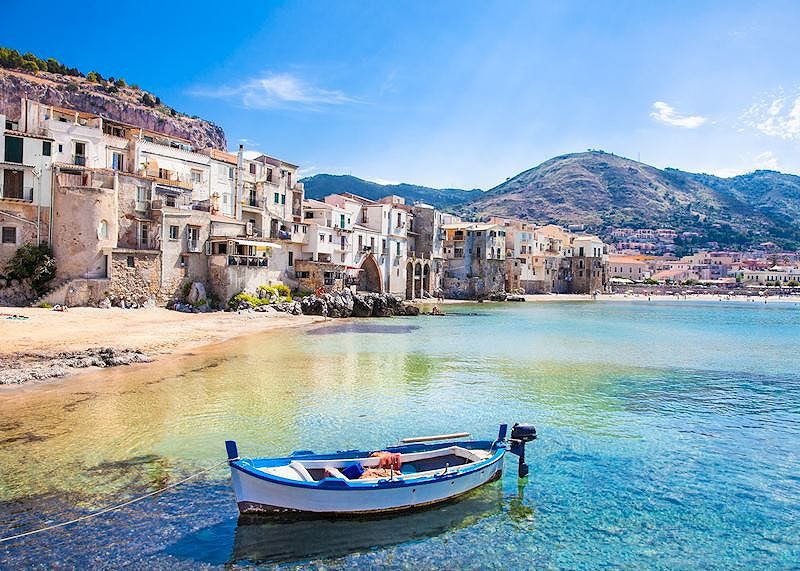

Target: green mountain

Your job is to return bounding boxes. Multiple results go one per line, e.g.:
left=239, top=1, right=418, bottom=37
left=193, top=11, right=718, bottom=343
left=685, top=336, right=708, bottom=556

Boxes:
left=460, top=151, right=800, bottom=249
left=300, top=174, right=482, bottom=210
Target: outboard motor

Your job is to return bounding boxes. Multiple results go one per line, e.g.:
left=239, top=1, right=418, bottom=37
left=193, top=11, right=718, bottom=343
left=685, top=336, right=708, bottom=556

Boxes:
left=509, top=423, right=537, bottom=477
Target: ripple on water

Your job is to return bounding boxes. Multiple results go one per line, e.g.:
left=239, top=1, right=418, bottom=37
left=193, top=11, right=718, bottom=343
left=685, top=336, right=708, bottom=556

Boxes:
left=1, top=301, right=799, bottom=568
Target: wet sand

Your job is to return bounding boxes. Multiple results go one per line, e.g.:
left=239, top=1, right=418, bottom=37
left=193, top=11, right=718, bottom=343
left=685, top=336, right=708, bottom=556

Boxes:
left=0, top=307, right=324, bottom=385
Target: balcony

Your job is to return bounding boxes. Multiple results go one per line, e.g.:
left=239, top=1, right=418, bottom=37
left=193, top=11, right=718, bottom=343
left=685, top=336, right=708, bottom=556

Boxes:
left=73, top=155, right=86, bottom=167
left=187, top=239, right=202, bottom=253
left=0, top=186, right=33, bottom=202
left=153, top=176, right=193, bottom=191
left=228, top=255, right=269, bottom=267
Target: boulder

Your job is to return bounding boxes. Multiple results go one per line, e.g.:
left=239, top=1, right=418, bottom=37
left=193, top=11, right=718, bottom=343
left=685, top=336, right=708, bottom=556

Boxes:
left=351, top=294, right=375, bottom=317
left=187, top=282, right=207, bottom=304
left=300, top=295, right=327, bottom=316
left=98, top=297, right=112, bottom=309
left=370, top=294, right=393, bottom=317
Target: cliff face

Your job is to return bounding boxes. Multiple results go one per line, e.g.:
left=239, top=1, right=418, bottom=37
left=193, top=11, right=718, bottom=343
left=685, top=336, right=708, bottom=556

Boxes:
left=0, top=69, right=226, bottom=150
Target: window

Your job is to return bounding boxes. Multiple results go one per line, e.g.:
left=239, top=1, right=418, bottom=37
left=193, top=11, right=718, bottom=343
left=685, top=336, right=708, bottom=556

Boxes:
left=288, top=252, right=294, bottom=266
left=287, top=172, right=292, bottom=187
left=274, top=192, right=280, bottom=204
left=135, top=187, right=150, bottom=211
left=4, top=136, right=23, bottom=164
left=74, top=142, right=86, bottom=166
left=328, top=234, right=332, bottom=243
left=139, top=222, right=150, bottom=248
left=1, top=227, right=16, bottom=244
left=191, top=170, right=202, bottom=183
left=397, top=212, right=402, bottom=226
left=58, top=144, right=63, bottom=153
left=180, top=255, right=187, bottom=267
left=165, top=196, right=176, bottom=207
left=396, top=242, right=400, bottom=256
left=98, top=220, right=108, bottom=240
left=266, top=168, right=273, bottom=182
left=127, top=256, right=135, bottom=268
left=341, top=236, right=346, bottom=249
left=281, top=194, right=286, bottom=205
left=42, top=141, right=52, bottom=156
left=382, top=238, right=387, bottom=252
left=222, top=194, right=228, bottom=204
left=340, top=214, right=345, bottom=228
left=579, top=246, right=585, bottom=256
left=228, top=167, right=234, bottom=180
left=249, top=163, right=256, bottom=175
left=111, top=152, right=124, bottom=171
left=169, top=225, right=179, bottom=240
left=296, top=271, right=310, bottom=278
left=3, top=170, right=23, bottom=199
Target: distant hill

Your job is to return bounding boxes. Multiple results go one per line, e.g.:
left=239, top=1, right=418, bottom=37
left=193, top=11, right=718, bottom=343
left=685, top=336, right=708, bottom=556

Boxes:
left=459, top=152, right=800, bottom=249
left=300, top=174, right=483, bottom=210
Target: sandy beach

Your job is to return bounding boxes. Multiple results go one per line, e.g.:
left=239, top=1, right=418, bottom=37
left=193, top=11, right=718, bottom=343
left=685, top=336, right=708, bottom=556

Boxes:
left=0, top=307, right=324, bottom=385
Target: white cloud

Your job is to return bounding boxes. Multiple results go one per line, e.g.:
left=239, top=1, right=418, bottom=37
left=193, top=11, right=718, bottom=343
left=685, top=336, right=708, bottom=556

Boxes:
left=753, top=150, right=779, bottom=170
left=368, top=178, right=401, bottom=186
left=650, top=101, right=708, bottom=129
left=742, top=90, right=800, bottom=140
left=191, top=73, right=355, bottom=109
left=708, top=151, right=779, bottom=178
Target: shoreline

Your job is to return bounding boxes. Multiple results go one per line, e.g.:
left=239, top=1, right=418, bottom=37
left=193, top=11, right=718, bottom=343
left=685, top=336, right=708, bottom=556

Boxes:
left=0, top=306, right=326, bottom=387
left=3, top=292, right=798, bottom=387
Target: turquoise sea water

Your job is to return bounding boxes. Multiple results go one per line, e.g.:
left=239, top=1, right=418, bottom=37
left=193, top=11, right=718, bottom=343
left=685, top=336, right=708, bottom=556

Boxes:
left=0, top=300, right=799, bottom=569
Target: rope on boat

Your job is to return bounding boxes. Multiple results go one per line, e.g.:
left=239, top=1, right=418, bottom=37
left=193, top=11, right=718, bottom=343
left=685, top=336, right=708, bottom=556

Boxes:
left=0, top=459, right=230, bottom=544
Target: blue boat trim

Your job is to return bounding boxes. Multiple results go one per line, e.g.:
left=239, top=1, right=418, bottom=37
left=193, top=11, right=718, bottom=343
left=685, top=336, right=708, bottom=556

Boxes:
left=229, top=439, right=506, bottom=491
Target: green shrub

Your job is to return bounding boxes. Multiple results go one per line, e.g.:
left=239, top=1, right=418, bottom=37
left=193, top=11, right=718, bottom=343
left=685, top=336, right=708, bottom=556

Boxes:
left=256, top=284, right=292, bottom=302
left=4, top=243, right=56, bottom=294
left=38, top=302, right=52, bottom=309
left=228, top=292, right=268, bottom=309
left=787, top=281, right=799, bottom=287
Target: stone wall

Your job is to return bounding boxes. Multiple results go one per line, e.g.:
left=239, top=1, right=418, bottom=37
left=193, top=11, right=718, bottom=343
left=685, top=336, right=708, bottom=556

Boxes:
left=107, top=250, right=161, bottom=304
left=207, top=254, right=283, bottom=302
left=51, top=183, right=117, bottom=280
left=568, top=256, right=607, bottom=293
left=442, top=259, right=506, bottom=299
left=0, top=202, right=49, bottom=269
left=294, top=259, right=343, bottom=293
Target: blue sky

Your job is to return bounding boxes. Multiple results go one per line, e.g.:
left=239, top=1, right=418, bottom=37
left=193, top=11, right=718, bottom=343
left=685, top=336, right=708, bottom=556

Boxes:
left=3, top=0, right=800, bottom=189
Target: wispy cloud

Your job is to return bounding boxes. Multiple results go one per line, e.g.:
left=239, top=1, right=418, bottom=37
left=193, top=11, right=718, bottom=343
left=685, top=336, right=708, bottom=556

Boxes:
left=191, top=72, right=356, bottom=109
left=650, top=101, right=707, bottom=129
left=741, top=90, right=800, bottom=140
left=368, top=177, right=401, bottom=186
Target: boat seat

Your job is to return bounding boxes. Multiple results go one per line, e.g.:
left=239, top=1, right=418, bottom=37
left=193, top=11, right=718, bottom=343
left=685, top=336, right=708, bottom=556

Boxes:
left=262, top=461, right=316, bottom=482
left=289, top=461, right=315, bottom=482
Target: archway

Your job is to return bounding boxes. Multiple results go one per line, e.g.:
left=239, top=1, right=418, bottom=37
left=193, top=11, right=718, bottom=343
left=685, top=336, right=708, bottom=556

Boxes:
left=414, top=262, right=423, bottom=298
left=423, top=263, right=431, bottom=295
left=359, top=254, right=383, bottom=293
left=405, top=261, right=414, bottom=299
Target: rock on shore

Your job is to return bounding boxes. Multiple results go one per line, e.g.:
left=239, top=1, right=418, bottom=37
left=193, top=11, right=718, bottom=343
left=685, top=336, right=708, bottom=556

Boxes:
left=0, top=347, right=151, bottom=385
left=300, top=290, right=420, bottom=318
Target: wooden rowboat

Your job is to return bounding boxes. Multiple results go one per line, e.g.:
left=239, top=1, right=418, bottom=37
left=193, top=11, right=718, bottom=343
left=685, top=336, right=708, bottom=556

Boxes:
left=225, top=423, right=536, bottom=515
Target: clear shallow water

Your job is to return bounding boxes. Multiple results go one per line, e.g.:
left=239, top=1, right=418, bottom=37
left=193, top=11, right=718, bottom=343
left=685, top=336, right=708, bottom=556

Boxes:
left=1, top=300, right=799, bottom=569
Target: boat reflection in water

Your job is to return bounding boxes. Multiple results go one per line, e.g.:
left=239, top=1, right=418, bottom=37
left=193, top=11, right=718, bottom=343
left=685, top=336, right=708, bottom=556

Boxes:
left=229, top=479, right=507, bottom=565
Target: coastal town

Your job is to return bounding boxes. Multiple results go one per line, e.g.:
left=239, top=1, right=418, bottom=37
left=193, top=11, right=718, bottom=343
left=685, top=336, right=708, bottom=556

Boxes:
left=3, top=97, right=798, bottom=311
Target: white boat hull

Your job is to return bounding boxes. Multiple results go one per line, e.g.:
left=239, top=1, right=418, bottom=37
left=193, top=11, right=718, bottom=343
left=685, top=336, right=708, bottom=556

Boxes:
left=231, top=455, right=504, bottom=514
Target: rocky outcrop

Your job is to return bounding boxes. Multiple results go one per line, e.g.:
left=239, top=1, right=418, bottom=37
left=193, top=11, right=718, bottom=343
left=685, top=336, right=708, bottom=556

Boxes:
left=300, top=290, right=419, bottom=318
left=0, top=347, right=151, bottom=385
left=0, top=69, right=226, bottom=150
